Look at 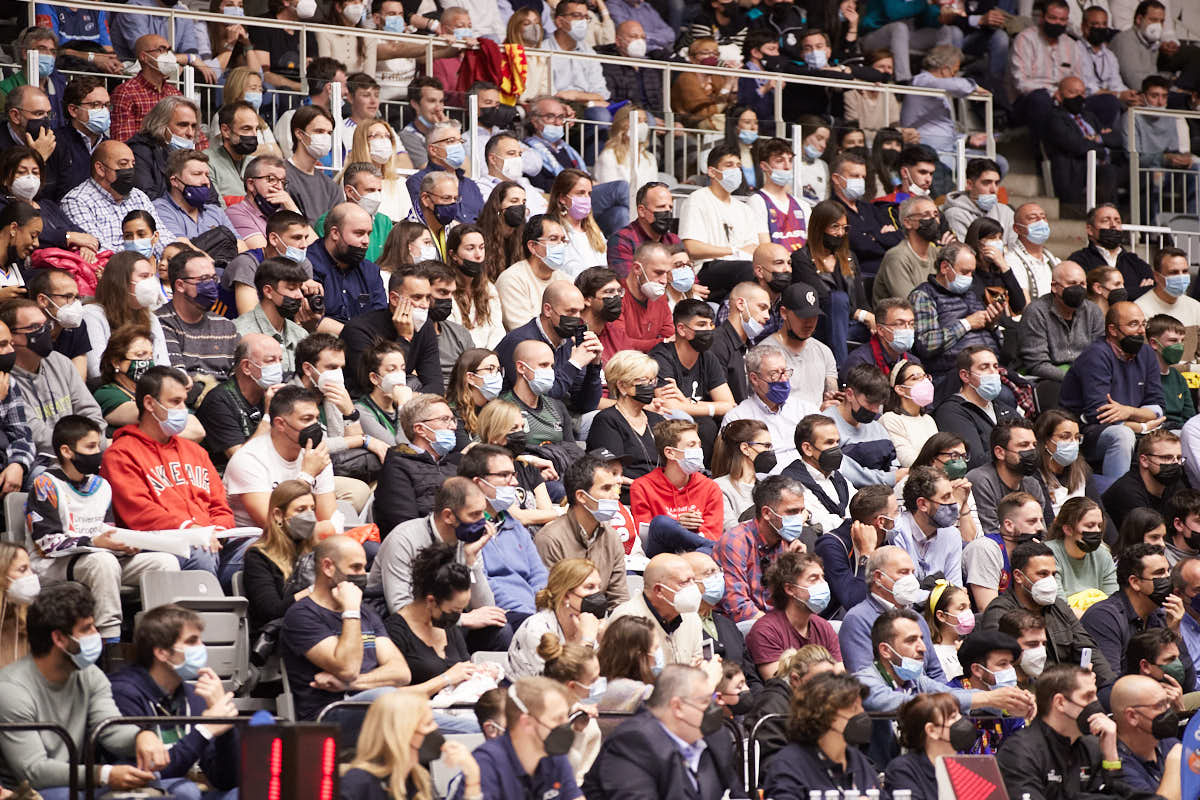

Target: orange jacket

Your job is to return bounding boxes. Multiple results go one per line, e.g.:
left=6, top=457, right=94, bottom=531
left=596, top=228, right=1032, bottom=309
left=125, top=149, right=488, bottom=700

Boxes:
left=629, top=467, right=724, bottom=541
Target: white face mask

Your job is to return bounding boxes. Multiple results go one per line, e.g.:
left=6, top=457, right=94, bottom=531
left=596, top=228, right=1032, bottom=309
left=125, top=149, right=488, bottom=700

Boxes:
left=1019, top=645, right=1047, bottom=677
left=635, top=121, right=650, bottom=141
left=1142, top=21, right=1163, bottom=42
left=411, top=305, right=429, bottom=331
left=155, top=52, right=179, bottom=79
left=10, top=174, right=40, bottom=201
left=355, top=189, right=382, bottom=217
left=1019, top=571, right=1059, bottom=606
left=316, top=366, right=345, bottom=389
left=666, top=582, right=702, bottom=614
left=134, top=276, right=166, bottom=310
left=500, top=156, right=524, bottom=181
left=368, top=138, right=394, bottom=163
left=342, top=2, right=364, bottom=23
left=50, top=299, right=85, bottom=329
left=304, top=132, right=333, bottom=159
left=418, top=243, right=438, bottom=262
left=295, top=0, right=317, bottom=17
left=624, top=38, right=647, bottom=58
left=6, top=573, right=39, bottom=605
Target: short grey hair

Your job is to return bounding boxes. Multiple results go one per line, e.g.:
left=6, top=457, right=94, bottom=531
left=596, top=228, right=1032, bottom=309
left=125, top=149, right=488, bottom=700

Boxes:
left=935, top=240, right=974, bottom=272
left=923, top=44, right=962, bottom=71
left=17, top=26, right=57, bottom=55
left=898, top=194, right=934, bottom=222
left=441, top=6, right=470, bottom=24
left=744, top=343, right=785, bottom=377
left=246, top=154, right=286, bottom=179
left=646, top=664, right=705, bottom=710
left=425, top=119, right=462, bottom=143
left=343, top=161, right=382, bottom=188
left=419, top=169, right=458, bottom=195
left=865, top=545, right=906, bottom=588
left=141, top=95, right=200, bottom=142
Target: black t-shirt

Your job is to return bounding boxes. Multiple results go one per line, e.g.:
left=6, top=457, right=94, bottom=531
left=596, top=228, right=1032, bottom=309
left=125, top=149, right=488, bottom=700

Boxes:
left=250, top=26, right=317, bottom=82
left=54, top=325, right=91, bottom=359
left=585, top=407, right=664, bottom=485
left=384, top=612, right=469, bottom=686
left=282, top=596, right=387, bottom=721
left=196, top=379, right=263, bottom=468
left=649, top=341, right=726, bottom=403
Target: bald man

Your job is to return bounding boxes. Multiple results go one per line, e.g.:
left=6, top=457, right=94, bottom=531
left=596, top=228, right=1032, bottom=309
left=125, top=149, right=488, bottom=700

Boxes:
left=1111, top=674, right=1182, bottom=795
left=712, top=281, right=772, bottom=402
left=196, top=333, right=285, bottom=466
left=1018, top=260, right=1105, bottom=381
left=612, top=553, right=705, bottom=665
left=110, top=34, right=210, bottom=143
left=495, top=279, right=604, bottom=415
left=1046, top=75, right=1121, bottom=213
left=682, top=550, right=762, bottom=690
left=60, top=139, right=178, bottom=252
left=307, top=202, right=387, bottom=331
left=281, top=535, right=415, bottom=721
left=1063, top=301, right=1166, bottom=481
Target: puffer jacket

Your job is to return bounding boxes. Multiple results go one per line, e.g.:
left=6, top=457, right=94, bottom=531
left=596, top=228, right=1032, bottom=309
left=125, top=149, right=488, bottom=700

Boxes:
left=374, top=444, right=459, bottom=537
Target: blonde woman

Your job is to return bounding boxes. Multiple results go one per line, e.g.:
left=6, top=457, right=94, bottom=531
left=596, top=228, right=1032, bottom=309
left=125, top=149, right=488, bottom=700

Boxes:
left=547, top=169, right=606, bottom=279
left=595, top=105, right=658, bottom=188
left=243, top=480, right=321, bottom=639
left=538, top=632, right=603, bottom=784
left=476, top=400, right=558, bottom=528
left=507, top=558, right=604, bottom=679
left=711, top=419, right=773, bottom=531
left=341, top=691, right=482, bottom=800
left=346, top=119, right=415, bottom=222
left=586, top=350, right=664, bottom=485
left=506, top=10, right=552, bottom=102
left=0, top=544, right=38, bottom=668
left=748, top=644, right=839, bottom=761
left=208, top=66, right=281, bottom=155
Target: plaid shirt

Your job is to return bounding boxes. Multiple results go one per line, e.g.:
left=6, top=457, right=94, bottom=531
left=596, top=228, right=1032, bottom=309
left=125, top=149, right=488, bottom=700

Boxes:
left=601, top=60, right=667, bottom=116
left=61, top=179, right=177, bottom=252
left=606, top=221, right=680, bottom=279
left=0, top=381, right=34, bottom=477
left=713, top=519, right=781, bottom=623
left=911, top=282, right=974, bottom=356
left=110, top=73, right=210, bottom=147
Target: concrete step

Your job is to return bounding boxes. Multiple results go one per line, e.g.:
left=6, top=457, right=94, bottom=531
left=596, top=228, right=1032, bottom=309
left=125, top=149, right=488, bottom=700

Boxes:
left=1002, top=172, right=1043, bottom=197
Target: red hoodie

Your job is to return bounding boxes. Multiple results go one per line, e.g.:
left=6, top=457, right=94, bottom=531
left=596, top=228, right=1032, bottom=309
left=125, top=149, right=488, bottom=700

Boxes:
left=100, top=424, right=235, bottom=531
left=629, top=467, right=724, bottom=541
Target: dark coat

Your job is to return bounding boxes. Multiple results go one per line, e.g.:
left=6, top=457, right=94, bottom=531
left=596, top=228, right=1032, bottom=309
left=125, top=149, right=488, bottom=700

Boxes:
left=375, top=445, right=460, bottom=537
left=127, top=131, right=170, bottom=200
left=933, top=393, right=1021, bottom=470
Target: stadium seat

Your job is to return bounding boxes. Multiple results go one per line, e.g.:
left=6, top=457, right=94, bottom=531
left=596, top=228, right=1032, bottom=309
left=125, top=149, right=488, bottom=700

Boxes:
left=625, top=573, right=644, bottom=598
left=430, top=733, right=486, bottom=797
left=2, top=492, right=26, bottom=547
left=470, top=651, right=508, bottom=668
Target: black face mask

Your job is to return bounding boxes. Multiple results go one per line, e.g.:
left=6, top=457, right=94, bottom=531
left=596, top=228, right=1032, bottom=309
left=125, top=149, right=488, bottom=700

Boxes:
left=1061, top=95, right=1085, bottom=115
left=631, top=383, right=656, bottom=405
left=649, top=210, right=676, bottom=235
left=766, top=272, right=792, bottom=293
left=1145, top=575, right=1173, bottom=605
left=1078, top=530, right=1104, bottom=553
left=578, top=591, right=608, bottom=617
left=1074, top=699, right=1107, bottom=737
left=336, top=571, right=368, bottom=591
left=753, top=449, right=777, bottom=474
left=340, top=244, right=367, bottom=267
left=1097, top=228, right=1125, bottom=249
left=948, top=717, right=979, bottom=751
left=23, top=323, right=53, bottom=359
left=841, top=711, right=873, bottom=745
left=479, top=104, right=517, bottom=129
left=916, top=217, right=941, bottom=242
left=542, top=721, right=575, bottom=756
left=417, top=730, right=445, bottom=766
left=728, top=690, right=753, bottom=716
left=432, top=608, right=461, bottom=629
left=822, top=232, right=845, bottom=252
left=71, top=450, right=104, bottom=476
left=1013, top=449, right=1040, bottom=476
left=429, top=296, right=454, bottom=323
left=232, top=133, right=259, bottom=155
left=1119, top=334, right=1145, bottom=356
left=1086, top=26, right=1115, bottom=45
left=110, top=167, right=136, bottom=196
left=553, top=314, right=585, bottom=340
left=1150, top=708, right=1181, bottom=739
left=817, top=445, right=843, bottom=473
left=277, top=294, right=303, bottom=320
left=505, top=431, right=528, bottom=454
left=0, top=351, right=15, bottom=373
left=1042, top=21, right=1067, bottom=39
left=297, top=421, right=324, bottom=449
left=456, top=258, right=484, bottom=279
left=689, top=329, right=715, bottom=353
left=599, top=295, right=623, bottom=322
left=1157, top=462, right=1184, bottom=486
left=1106, top=287, right=1129, bottom=305
left=25, top=118, right=49, bottom=141
left=852, top=403, right=879, bottom=424
left=696, top=702, right=725, bottom=737
left=1060, top=285, right=1087, bottom=308
left=503, top=204, right=526, bottom=228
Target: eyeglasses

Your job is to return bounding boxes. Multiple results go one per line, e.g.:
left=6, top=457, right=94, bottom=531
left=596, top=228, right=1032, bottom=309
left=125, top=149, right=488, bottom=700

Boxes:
left=418, top=415, right=455, bottom=426
left=485, top=471, right=518, bottom=481
left=758, top=368, right=794, bottom=382
left=826, top=224, right=848, bottom=235
left=45, top=291, right=79, bottom=303
left=78, top=101, right=111, bottom=111
left=938, top=450, right=968, bottom=460
left=879, top=320, right=915, bottom=330
left=252, top=174, right=287, bottom=188
left=433, top=137, right=465, bottom=147
left=178, top=273, right=217, bottom=283
left=536, top=112, right=568, bottom=123
left=1147, top=454, right=1186, bottom=465
left=539, top=235, right=568, bottom=245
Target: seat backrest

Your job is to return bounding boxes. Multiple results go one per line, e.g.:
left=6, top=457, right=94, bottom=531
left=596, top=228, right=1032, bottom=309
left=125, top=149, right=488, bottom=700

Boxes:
left=2, top=492, right=26, bottom=547
left=430, top=734, right=486, bottom=798
left=141, top=570, right=224, bottom=610
left=625, top=573, right=643, bottom=598
left=471, top=651, right=508, bottom=667
left=230, top=570, right=245, bottom=597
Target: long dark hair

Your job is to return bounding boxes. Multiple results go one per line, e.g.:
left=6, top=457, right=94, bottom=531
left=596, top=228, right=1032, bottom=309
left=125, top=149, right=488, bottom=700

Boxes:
left=869, top=127, right=903, bottom=198
left=912, top=431, right=967, bottom=471
left=1034, top=408, right=1087, bottom=495
left=446, top=224, right=493, bottom=328
left=965, top=217, right=1006, bottom=273
left=478, top=181, right=525, bottom=282
left=807, top=199, right=853, bottom=277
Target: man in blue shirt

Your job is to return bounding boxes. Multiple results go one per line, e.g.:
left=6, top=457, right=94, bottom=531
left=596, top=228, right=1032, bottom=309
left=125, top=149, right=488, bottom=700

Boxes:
left=305, top=202, right=387, bottom=333
left=1171, top=556, right=1200, bottom=662
left=474, top=678, right=582, bottom=800
left=152, top=149, right=241, bottom=242
left=1061, top=301, right=1164, bottom=482
left=1110, top=674, right=1181, bottom=796
left=34, top=4, right=122, bottom=74
left=47, top=76, right=109, bottom=203
left=110, top=0, right=213, bottom=82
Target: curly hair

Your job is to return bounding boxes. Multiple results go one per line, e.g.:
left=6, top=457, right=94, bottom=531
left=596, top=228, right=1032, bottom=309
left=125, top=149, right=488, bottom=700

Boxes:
left=787, top=672, right=867, bottom=744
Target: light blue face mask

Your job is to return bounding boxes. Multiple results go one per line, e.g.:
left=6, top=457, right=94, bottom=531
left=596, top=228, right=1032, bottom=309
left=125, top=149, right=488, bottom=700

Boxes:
left=806, top=49, right=828, bottom=69
left=173, top=643, right=208, bottom=680
left=125, top=237, right=154, bottom=258
left=975, top=372, right=1002, bottom=401
left=717, top=167, right=743, bottom=193
left=976, top=192, right=997, bottom=212
left=738, top=128, right=758, bottom=145
left=801, top=580, right=830, bottom=613
left=803, top=143, right=823, bottom=162
left=1051, top=439, right=1080, bottom=466
left=222, top=5, right=245, bottom=15
left=541, top=241, right=566, bottom=269
left=37, top=53, right=55, bottom=79
left=443, top=142, right=466, bottom=168
left=474, top=371, right=504, bottom=400
left=652, top=648, right=665, bottom=676
left=741, top=165, right=757, bottom=189
left=583, top=491, right=621, bottom=523
left=671, top=266, right=695, bottom=293
left=243, top=91, right=263, bottom=110
left=383, top=15, right=405, bottom=31
left=169, top=134, right=193, bottom=150
left=483, top=479, right=518, bottom=512
left=526, top=366, right=556, bottom=395
left=541, top=123, right=564, bottom=143
left=69, top=632, right=103, bottom=669
left=85, top=107, right=111, bottom=135
left=701, top=571, right=725, bottom=606
left=1025, top=219, right=1051, bottom=245
left=771, top=507, right=806, bottom=542
left=156, top=401, right=190, bottom=436
left=888, top=645, right=924, bottom=681
left=453, top=27, right=474, bottom=39
left=988, top=665, right=1018, bottom=688
left=421, top=424, right=457, bottom=456
left=582, top=675, right=608, bottom=703
left=1165, top=274, right=1191, bottom=297
left=283, top=245, right=306, bottom=263
left=948, top=273, right=974, bottom=294
left=890, top=328, right=915, bottom=353
left=770, top=168, right=793, bottom=187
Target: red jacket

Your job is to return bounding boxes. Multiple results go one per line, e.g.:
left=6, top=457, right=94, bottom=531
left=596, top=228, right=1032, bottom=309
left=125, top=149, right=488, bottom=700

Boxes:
left=100, top=424, right=235, bottom=531
left=621, top=291, right=673, bottom=350
left=629, top=467, right=724, bottom=541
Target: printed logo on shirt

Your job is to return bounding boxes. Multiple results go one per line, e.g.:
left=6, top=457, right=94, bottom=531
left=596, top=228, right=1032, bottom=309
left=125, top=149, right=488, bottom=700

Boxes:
left=362, top=632, right=377, bottom=650
left=1047, top=770, right=1062, bottom=783
left=145, top=461, right=213, bottom=494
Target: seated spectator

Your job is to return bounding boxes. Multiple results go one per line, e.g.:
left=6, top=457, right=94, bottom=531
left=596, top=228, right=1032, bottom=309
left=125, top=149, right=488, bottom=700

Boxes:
left=764, top=284, right=839, bottom=410
left=94, top=325, right=190, bottom=439
left=927, top=582, right=973, bottom=680
left=350, top=338, right=411, bottom=447
left=817, top=485, right=898, bottom=621
left=535, top=454, right=631, bottom=604
left=472, top=401, right=560, bottom=530
left=612, top=553, right=703, bottom=664
left=586, top=350, right=665, bottom=487
left=723, top=340, right=822, bottom=468
left=82, top=250, right=171, bottom=380
left=1118, top=507, right=1168, bottom=557
left=46, top=76, right=110, bottom=203
left=873, top=196, right=943, bottom=305
left=533, top=631, right=607, bottom=782
left=373, top=393, right=462, bottom=535
left=712, top=420, right=773, bottom=530
left=547, top=169, right=608, bottom=278
left=576, top=266, right=631, bottom=361
left=886, top=692, right=984, bottom=795
left=0, top=27, right=64, bottom=129
left=393, top=77, right=445, bottom=169
left=746, top=551, right=841, bottom=679
left=944, top=158, right=1014, bottom=244
left=682, top=547, right=759, bottom=679
left=845, top=297, right=921, bottom=381
left=108, top=35, right=199, bottom=145
left=340, top=265, right=439, bottom=397
left=286, top=108, right=345, bottom=225
left=26, top=268, right=87, bottom=380
left=679, top=144, right=762, bottom=271
left=1075, top=7, right=1138, bottom=130
left=157, top=248, right=237, bottom=384
left=544, top=0, right=614, bottom=131
left=1033, top=409, right=1103, bottom=519
left=997, top=607, right=1049, bottom=685
left=904, top=47, right=1005, bottom=175
left=599, top=22, right=667, bottom=116
left=1062, top=301, right=1164, bottom=482
left=859, top=0, right=963, bottom=84
left=344, top=116, right=414, bottom=222
left=1044, top=497, right=1117, bottom=603
left=459, top=444, right=549, bottom=630
left=650, top=300, right=735, bottom=443
left=630, top=419, right=723, bottom=545
left=128, top=96, right=201, bottom=202
left=1163, top=490, right=1200, bottom=566
left=305, top=202, right=386, bottom=332
left=226, top=155, right=309, bottom=250
left=791, top=200, right=871, bottom=363
left=671, top=39, right=735, bottom=131
left=825, top=365, right=901, bottom=487
left=1137, top=248, right=1200, bottom=327
left=996, top=664, right=1123, bottom=800
left=744, top=138, right=807, bottom=254
left=474, top=135, right=547, bottom=222
left=0, top=582, right=167, bottom=796
left=60, top=140, right=176, bottom=254
left=1110, top=674, right=1182, bottom=795
left=829, top=150, right=903, bottom=281
left=497, top=340, right=581, bottom=450
left=1008, top=0, right=1078, bottom=139
left=440, top=223, right=505, bottom=350
left=233, top=257, right=309, bottom=376
left=611, top=241, right=677, bottom=352
left=1019, top=261, right=1104, bottom=382
left=195, top=333, right=281, bottom=465
left=583, top=664, right=741, bottom=800
left=243, top=479, right=320, bottom=640
left=966, top=420, right=1054, bottom=535
left=889, top=465, right=966, bottom=586
left=1126, top=627, right=1191, bottom=697
left=996, top=203, right=1056, bottom=305
left=496, top=215, right=572, bottom=332
left=1102, top=429, right=1186, bottom=530
left=205, top=100, right=265, bottom=204
left=713, top=282, right=772, bottom=405
left=873, top=144, right=938, bottom=220
left=911, top=243, right=1004, bottom=396
left=1135, top=76, right=1200, bottom=223
left=1046, top=77, right=1122, bottom=213
left=413, top=262, right=479, bottom=389
left=508, top=557, right=605, bottom=680
left=965, top=217, right=1027, bottom=316
left=1070, top=204, right=1154, bottom=302
left=281, top=535, right=412, bottom=721
left=1148, top=314, right=1196, bottom=429
left=405, top=121, right=483, bottom=225
left=109, top=604, right=239, bottom=797
left=881, top=360, right=938, bottom=467
left=781, top=413, right=853, bottom=532
left=595, top=105, right=658, bottom=189
left=608, top=183, right=681, bottom=282
left=1111, top=0, right=1187, bottom=94
left=477, top=677, right=583, bottom=800
left=313, top=163, right=392, bottom=265
left=759, top=672, right=880, bottom=798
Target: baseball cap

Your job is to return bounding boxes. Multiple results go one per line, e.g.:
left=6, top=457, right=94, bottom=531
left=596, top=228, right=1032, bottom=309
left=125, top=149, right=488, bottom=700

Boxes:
left=781, top=283, right=824, bottom=317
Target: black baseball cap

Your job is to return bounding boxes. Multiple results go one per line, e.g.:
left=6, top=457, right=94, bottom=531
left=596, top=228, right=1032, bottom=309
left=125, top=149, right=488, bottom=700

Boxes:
left=589, top=447, right=634, bottom=465
left=781, top=283, right=824, bottom=317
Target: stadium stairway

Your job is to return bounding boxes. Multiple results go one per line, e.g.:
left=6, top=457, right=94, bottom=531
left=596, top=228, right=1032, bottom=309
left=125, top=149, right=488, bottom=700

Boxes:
left=996, top=127, right=1090, bottom=257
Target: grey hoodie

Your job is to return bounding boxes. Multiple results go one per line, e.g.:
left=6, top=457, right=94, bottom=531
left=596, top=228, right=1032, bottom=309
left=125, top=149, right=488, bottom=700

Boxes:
left=12, top=351, right=104, bottom=458
left=942, top=189, right=1018, bottom=247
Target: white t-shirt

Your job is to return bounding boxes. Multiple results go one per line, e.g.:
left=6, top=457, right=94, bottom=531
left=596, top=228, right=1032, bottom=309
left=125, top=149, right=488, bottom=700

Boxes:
left=678, top=187, right=764, bottom=266
left=1136, top=290, right=1200, bottom=328
left=223, top=434, right=336, bottom=528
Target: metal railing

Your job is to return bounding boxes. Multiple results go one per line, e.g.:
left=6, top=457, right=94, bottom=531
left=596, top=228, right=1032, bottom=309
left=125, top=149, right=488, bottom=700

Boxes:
left=1127, top=105, right=1200, bottom=227
left=0, top=721, right=79, bottom=799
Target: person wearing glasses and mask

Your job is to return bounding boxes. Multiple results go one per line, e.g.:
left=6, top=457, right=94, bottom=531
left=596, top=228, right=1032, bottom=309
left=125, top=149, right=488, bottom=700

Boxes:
left=1110, top=673, right=1184, bottom=796
left=406, top=121, right=484, bottom=225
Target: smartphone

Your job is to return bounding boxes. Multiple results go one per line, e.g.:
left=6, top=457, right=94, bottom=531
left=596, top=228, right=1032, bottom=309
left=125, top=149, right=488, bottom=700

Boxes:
left=575, top=328, right=586, bottom=346
left=702, top=640, right=715, bottom=661
left=1080, top=648, right=1092, bottom=669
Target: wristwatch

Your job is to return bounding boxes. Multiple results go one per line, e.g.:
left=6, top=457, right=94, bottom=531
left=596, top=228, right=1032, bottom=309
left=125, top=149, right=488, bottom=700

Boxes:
left=343, top=409, right=361, bottom=422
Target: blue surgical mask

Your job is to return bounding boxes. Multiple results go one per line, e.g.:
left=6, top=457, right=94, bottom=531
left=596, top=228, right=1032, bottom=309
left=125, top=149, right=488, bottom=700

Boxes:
left=125, top=237, right=154, bottom=259
left=255, top=360, right=283, bottom=388
left=766, top=380, right=790, bottom=406
left=770, top=168, right=793, bottom=187
left=475, top=371, right=504, bottom=400
left=888, top=645, right=924, bottom=681
left=742, top=310, right=765, bottom=340
left=69, top=632, right=103, bottom=669
left=802, top=580, right=830, bottom=613
left=738, top=128, right=758, bottom=145
left=670, top=267, right=695, bottom=293
left=1052, top=439, right=1080, bottom=466
left=583, top=491, right=621, bottom=523
left=383, top=14, right=405, bottom=31
left=542, top=123, right=564, bottom=143
left=542, top=242, right=566, bottom=269
left=1025, top=219, right=1051, bottom=244
left=701, top=571, right=725, bottom=606
left=674, top=447, right=705, bottom=475
left=803, top=144, right=823, bottom=162
left=283, top=245, right=306, bottom=263
left=806, top=49, right=828, bottom=69
left=718, top=167, right=742, bottom=193
left=1166, top=274, right=1191, bottom=297
left=948, top=273, right=974, bottom=294
left=891, top=328, right=915, bottom=353
left=222, top=5, right=244, bottom=14
left=157, top=402, right=190, bottom=437
left=526, top=365, right=556, bottom=395
left=989, top=666, right=1018, bottom=688
left=741, top=164, right=757, bottom=189
left=583, top=675, right=608, bottom=703
left=37, top=52, right=55, bottom=79
left=85, top=107, right=111, bottom=135
left=453, top=27, right=474, bottom=39
left=975, top=372, right=1002, bottom=401
left=842, top=176, right=865, bottom=200
left=770, top=507, right=806, bottom=542
left=422, top=425, right=457, bottom=457
left=243, top=91, right=263, bottom=110
left=169, top=134, right=193, bottom=150
left=443, top=142, right=466, bottom=168
left=483, top=480, right=519, bottom=512
left=173, top=643, right=208, bottom=680
left=976, top=192, right=997, bottom=211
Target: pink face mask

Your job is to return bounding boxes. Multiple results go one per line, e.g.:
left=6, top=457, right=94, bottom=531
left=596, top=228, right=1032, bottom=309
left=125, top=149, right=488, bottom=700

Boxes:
left=568, top=194, right=592, bottom=221
left=908, top=377, right=935, bottom=408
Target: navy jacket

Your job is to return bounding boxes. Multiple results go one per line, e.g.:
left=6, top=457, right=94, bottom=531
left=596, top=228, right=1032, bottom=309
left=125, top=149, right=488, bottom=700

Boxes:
left=341, top=306, right=442, bottom=396
left=832, top=192, right=903, bottom=279
left=583, top=710, right=744, bottom=800
left=1080, top=589, right=1196, bottom=692
left=46, top=124, right=107, bottom=202
left=494, top=318, right=602, bottom=413
left=305, top=238, right=388, bottom=324
left=760, top=741, right=879, bottom=799
left=813, top=519, right=869, bottom=618
left=932, top=393, right=1021, bottom=471
left=1061, top=339, right=1164, bottom=425
left=108, top=664, right=239, bottom=788
left=884, top=751, right=939, bottom=800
